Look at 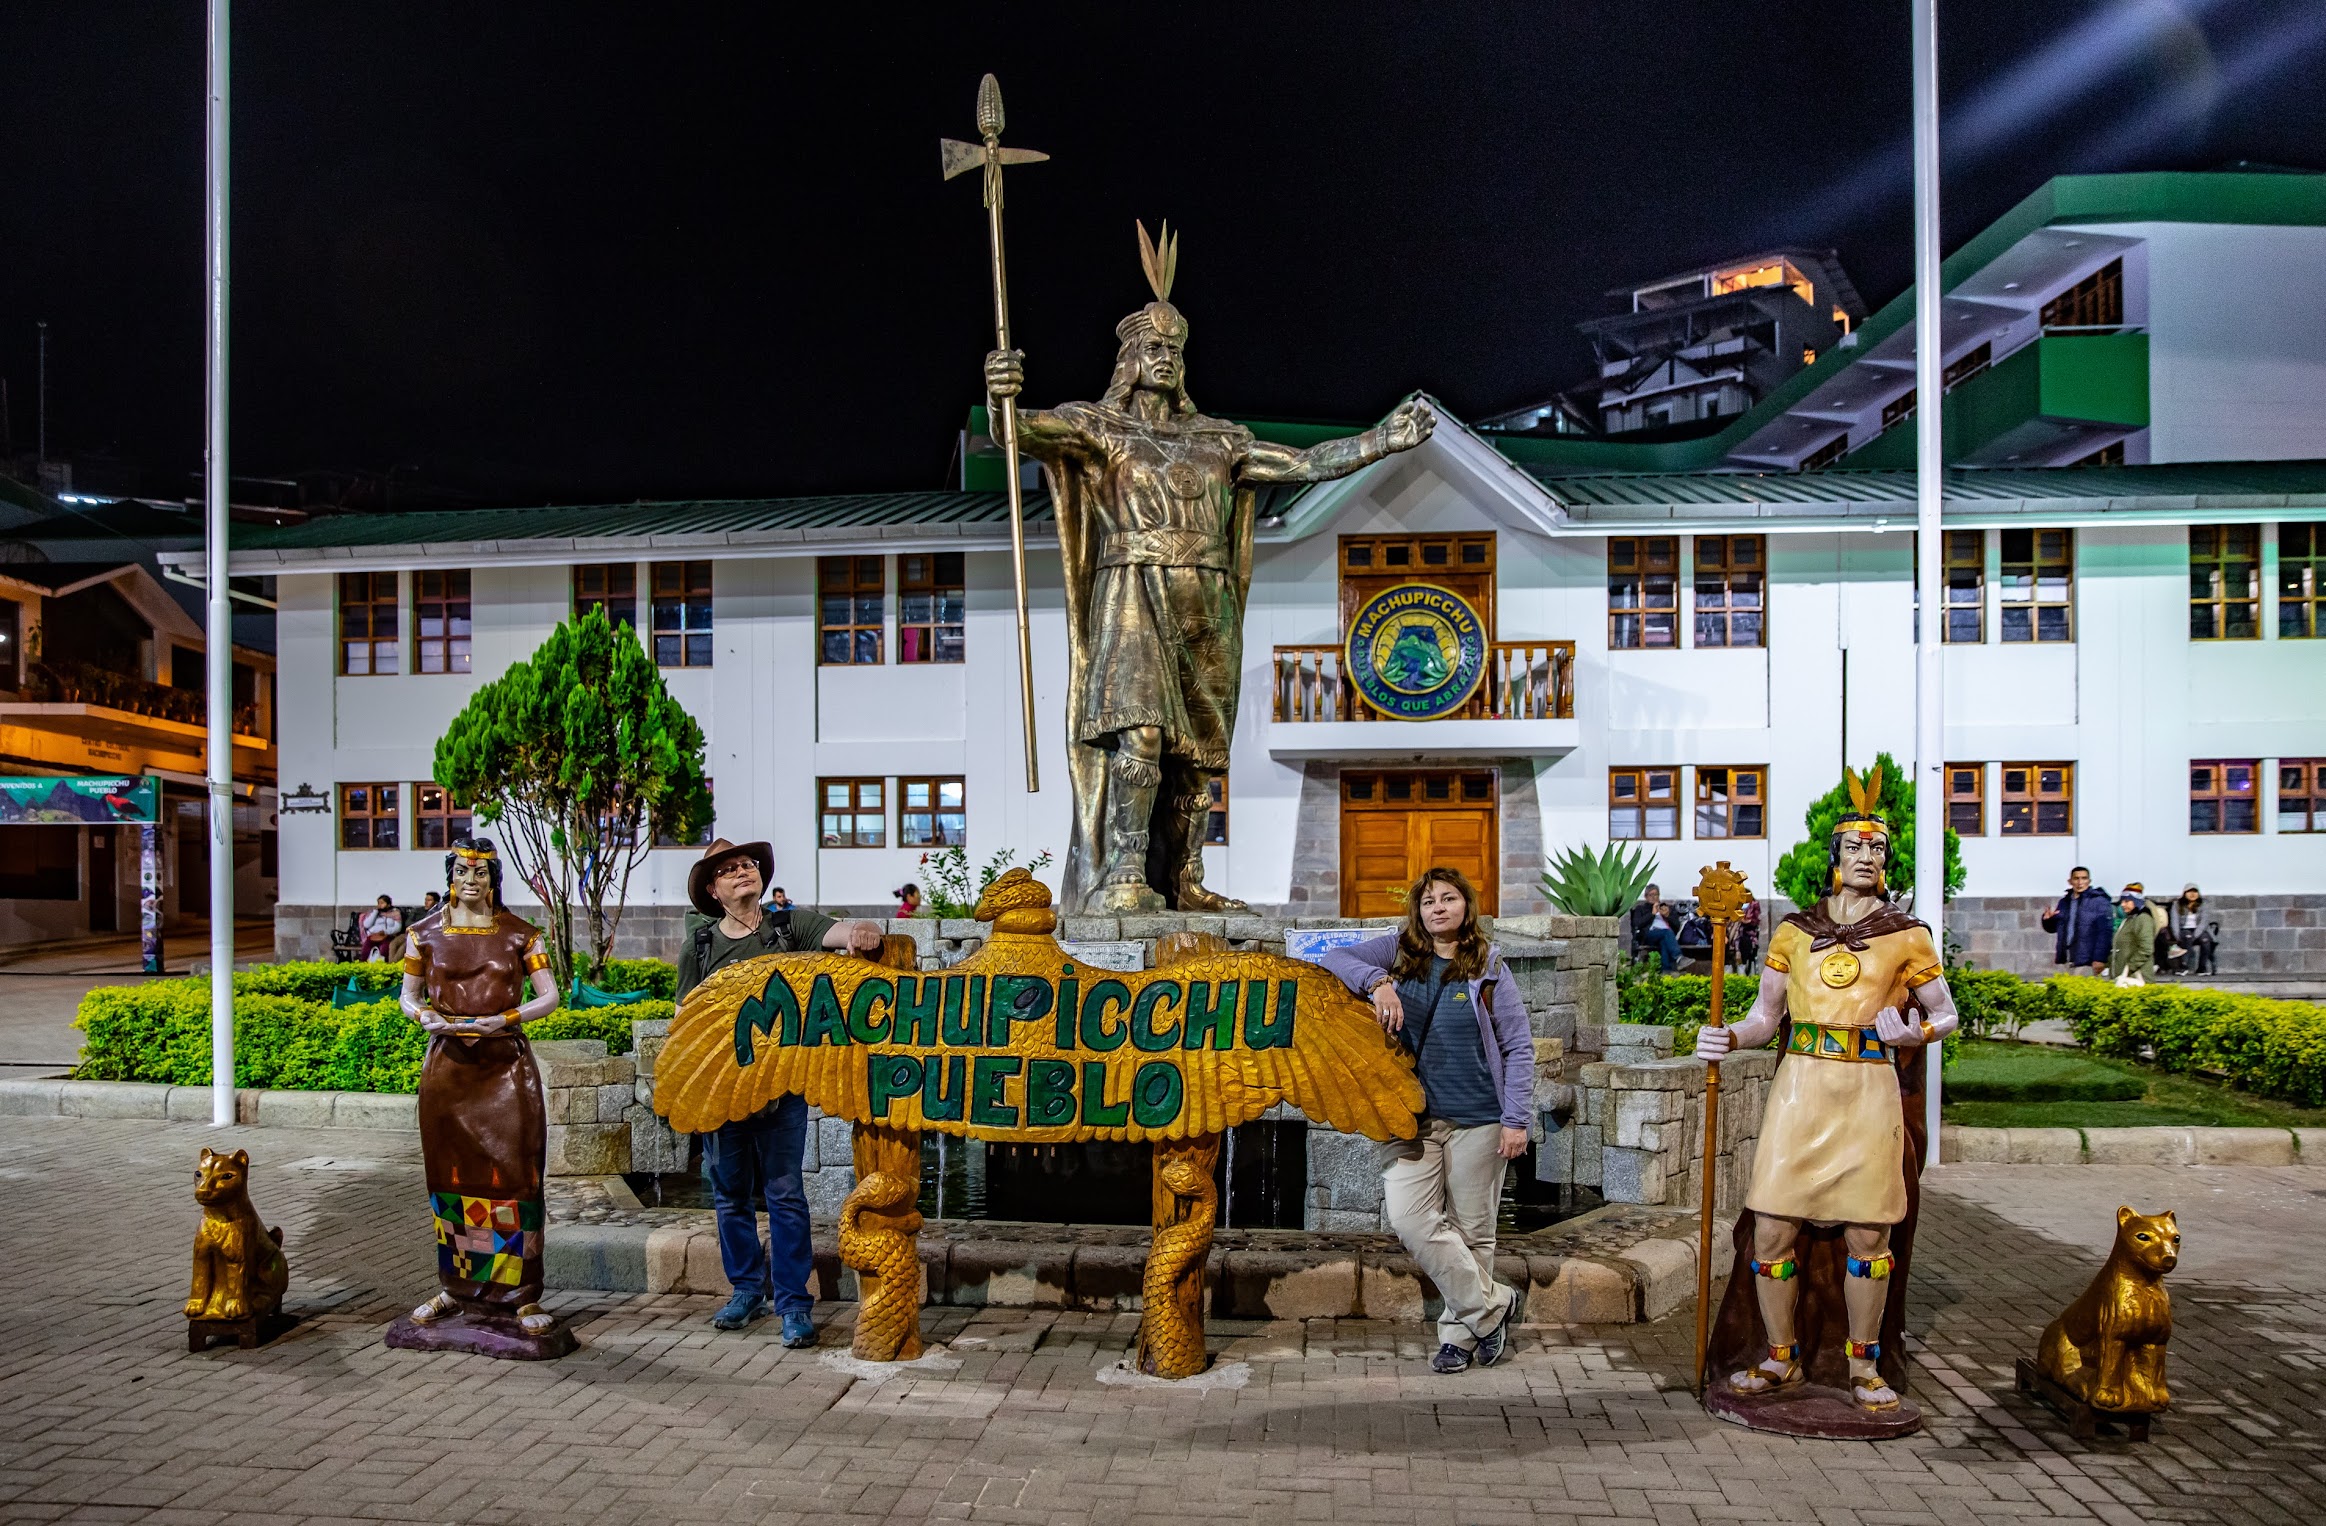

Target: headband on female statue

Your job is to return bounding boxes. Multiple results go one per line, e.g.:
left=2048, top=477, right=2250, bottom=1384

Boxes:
left=452, top=842, right=497, bottom=863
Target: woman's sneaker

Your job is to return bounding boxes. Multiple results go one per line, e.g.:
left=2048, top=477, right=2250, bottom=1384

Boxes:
left=1430, top=1343, right=1475, bottom=1374
left=1474, top=1286, right=1517, bottom=1366
left=780, top=1310, right=816, bottom=1349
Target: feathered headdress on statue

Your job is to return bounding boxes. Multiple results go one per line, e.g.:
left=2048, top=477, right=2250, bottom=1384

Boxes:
left=1836, top=764, right=1888, bottom=837
left=1104, top=219, right=1195, bottom=412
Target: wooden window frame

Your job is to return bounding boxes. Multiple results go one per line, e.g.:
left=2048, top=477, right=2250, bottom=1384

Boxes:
left=2188, top=759, right=2259, bottom=836
left=899, top=776, right=967, bottom=848
left=2280, top=524, right=2323, bottom=640
left=818, top=776, right=886, bottom=849
left=2280, top=759, right=2326, bottom=835
left=2188, top=526, right=2260, bottom=640
left=1608, top=766, right=1680, bottom=841
left=338, top=571, right=400, bottom=676
left=1693, top=765, right=1765, bottom=840
left=1945, top=763, right=1985, bottom=837
left=412, top=782, right=471, bottom=850
left=574, top=563, right=637, bottom=629
left=647, top=560, right=714, bottom=668
left=339, top=782, right=400, bottom=850
left=1692, top=536, right=1766, bottom=649
left=897, top=552, right=966, bottom=664
left=1999, top=528, right=2073, bottom=643
left=819, top=556, right=885, bottom=666
left=1608, top=537, right=1678, bottom=650
left=414, top=570, right=471, bottom=675
left=1999, top=762, right=2073, bottom=837
left=1943, top=530, right=1984, bottom=643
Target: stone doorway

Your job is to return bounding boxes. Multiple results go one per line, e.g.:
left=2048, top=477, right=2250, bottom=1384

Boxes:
left=1338, top=768, right=1499, bottom=917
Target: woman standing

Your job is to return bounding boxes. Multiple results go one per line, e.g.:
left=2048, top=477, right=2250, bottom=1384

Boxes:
left=1322, top=868, right=1534, bottom=1374
left=393, top=836, right=569, bottom=1357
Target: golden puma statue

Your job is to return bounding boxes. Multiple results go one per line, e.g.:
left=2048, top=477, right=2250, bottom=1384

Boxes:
left=2035, top=1205, right=2177, bottom=1414
left=184, top=1147, right=289, bottom=1325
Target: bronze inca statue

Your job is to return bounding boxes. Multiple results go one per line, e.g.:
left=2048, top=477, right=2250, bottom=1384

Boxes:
left=984, top=222, right=1435, bottom=915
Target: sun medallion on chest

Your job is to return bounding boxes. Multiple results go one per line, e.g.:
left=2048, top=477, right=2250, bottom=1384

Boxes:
left=1818, top=949, right=1862, bottom=989
left=1162, top=461, right=1205, bottom=500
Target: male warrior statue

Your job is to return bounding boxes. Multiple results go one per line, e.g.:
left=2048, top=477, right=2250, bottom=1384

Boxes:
left=984, top=224, right=1435, bottom=914
left=1695, top=767, right=1961, bottom=1415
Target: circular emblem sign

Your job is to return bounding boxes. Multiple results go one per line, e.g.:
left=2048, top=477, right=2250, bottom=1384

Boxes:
left=1344, top=583, right=1489, bottom=721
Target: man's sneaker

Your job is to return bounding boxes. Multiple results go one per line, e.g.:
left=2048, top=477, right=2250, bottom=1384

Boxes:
left=1430, top=1343, right=1475, bottom=1374
left=1475, top=1287, right=1517, bottom=1367
left=711, top=1291, right=770, bottom=1331
left=780, top=1310, right=816, bottom=1349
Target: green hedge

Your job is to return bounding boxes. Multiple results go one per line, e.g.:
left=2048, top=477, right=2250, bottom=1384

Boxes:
left=2048, top=977, right=2326, bottom=1108
left=1615, top=965, right=2326, bottom=1107
left=74, top=976, right=668, bottom=1094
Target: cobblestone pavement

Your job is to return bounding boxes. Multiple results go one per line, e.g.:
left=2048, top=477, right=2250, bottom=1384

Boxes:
left=2, top=1116, right=2320, bottom=1526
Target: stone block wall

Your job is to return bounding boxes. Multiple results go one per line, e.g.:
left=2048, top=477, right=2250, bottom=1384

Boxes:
left=1535, top=1023, right=1776, bottom=1212
left=533, top=1038, right=635, bottom=1177
left=274, top=901, right=691, bottom=963
left=1950, top=893, right=2326, bottom=978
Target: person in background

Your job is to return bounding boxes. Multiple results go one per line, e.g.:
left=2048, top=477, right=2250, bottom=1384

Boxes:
left=358, top=894, right=402, bottom=961
left=1322, top=867, right=1534, bottom=1376
left=2107, top=883, right=2160, bottom=983
left=767, top=886, right=792, bottom=912
left=1732, top=892, right=1763, bottom=971
left=893, top=882, right=923, bottom=918
left=677, top=838, right=884, bottom=1343
left=2041, top=866, right=2112, bottom=975
left=1628, top=884, right=1682, bottom=972
left=2163, top=884, right=2217, bottom=976
left=418, top=890, right=442, bottom=918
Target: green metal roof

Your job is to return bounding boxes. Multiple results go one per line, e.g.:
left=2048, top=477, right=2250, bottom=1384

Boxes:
left=1534, top=461, right=2326, bottom=506
left=223, top=490, right=1053, bottom=554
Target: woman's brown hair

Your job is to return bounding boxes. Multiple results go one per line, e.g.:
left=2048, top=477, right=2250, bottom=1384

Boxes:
left=1391, top=866, right=1490, bottom=983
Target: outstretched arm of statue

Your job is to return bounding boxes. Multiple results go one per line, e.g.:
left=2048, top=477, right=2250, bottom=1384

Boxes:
left=1875, top=975, right=1960, bottom=1048
left=982, top=349, right=1093, bottom=462
left=1239, top=398, right=1436, bottom=483
left=1693, top=964, right=1788, bottom=1062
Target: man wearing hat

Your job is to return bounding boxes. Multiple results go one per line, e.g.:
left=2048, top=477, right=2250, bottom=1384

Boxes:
left=677, top=837, right=883, bottom=1341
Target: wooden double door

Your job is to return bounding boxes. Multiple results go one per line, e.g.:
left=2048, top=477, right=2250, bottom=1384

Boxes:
left=1339, top=769, right=1499, bottom=918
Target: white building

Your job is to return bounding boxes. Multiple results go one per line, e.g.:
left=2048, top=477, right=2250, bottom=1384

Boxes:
left=190, top=171, right=2326, bottom=975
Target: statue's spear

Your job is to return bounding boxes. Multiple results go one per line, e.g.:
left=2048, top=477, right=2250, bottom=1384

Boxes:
left=1690, top=860, right=1749, bottom=1396
left=943, top=74, right=1048, bottom=792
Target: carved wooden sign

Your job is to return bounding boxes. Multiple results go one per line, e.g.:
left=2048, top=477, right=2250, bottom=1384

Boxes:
left=655, top=875, right=1423, bottom=1145
left=655, top=869, right=1424, bottom=1378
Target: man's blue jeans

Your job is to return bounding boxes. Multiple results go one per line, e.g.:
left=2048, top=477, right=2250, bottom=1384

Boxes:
left=1641, top=926, right=1681, bottom=972
left=701, top=1093, right=814, bottom=1315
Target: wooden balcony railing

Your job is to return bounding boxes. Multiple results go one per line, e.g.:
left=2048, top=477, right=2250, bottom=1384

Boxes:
left=1271, top=640, right=1574, bottom=723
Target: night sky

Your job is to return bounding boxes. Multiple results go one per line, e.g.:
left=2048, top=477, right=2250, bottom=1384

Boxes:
left=3, top=2, right=2323, bottom=507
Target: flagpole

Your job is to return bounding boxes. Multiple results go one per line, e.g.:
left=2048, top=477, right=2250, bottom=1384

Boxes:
left=204, top=0, right=236, bottom=1126
left=1910, top=0, right=1945, bottom=1163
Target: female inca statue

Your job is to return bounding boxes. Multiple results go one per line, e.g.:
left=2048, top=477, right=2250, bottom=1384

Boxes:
left=985, top=222, right=1436, bottom=915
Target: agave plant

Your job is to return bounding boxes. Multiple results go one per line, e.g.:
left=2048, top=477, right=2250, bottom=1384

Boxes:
left=1540, top=842, right=1659, bottom=918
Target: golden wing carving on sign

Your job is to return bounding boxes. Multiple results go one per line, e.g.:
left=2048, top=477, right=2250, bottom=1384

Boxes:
left=654, top=871, right=1424, bottom=1144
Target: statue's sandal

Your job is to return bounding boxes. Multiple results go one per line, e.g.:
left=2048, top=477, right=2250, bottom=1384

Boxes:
left=1731, top=1341, right=1806, bottom=1394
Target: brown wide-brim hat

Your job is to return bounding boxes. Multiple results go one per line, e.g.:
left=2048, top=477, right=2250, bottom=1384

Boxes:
left=688, top=838, right=773, bottom=918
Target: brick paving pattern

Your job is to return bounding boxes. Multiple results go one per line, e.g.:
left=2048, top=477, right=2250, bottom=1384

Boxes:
left=1, top=1114, right=2320, bottom=1525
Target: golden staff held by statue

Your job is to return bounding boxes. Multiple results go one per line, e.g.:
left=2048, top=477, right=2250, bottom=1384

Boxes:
left=1691, top=860, right=1749, bottom=1394
left=942, top=74, right=1049, bottom=791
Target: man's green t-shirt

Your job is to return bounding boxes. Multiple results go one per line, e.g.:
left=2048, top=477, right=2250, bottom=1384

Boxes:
left=675, top=905, right=837, bottom=1001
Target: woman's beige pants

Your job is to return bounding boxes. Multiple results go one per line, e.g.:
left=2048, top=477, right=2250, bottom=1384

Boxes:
left=1380, top=1119, right=1515, bottom=1349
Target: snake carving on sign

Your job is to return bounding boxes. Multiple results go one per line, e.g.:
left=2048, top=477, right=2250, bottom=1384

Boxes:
left=656, top=868, right=1425, bottom=1377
